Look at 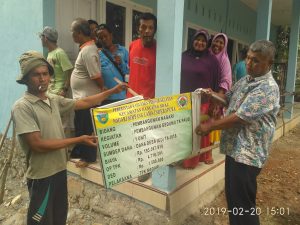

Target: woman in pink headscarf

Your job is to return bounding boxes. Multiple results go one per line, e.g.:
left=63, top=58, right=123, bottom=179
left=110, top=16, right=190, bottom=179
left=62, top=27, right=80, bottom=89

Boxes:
left=210, top=33, right=232, bottom=92
left=200, top=33, right=232, bottom=164
left=209, top=33, right=232, bottom=93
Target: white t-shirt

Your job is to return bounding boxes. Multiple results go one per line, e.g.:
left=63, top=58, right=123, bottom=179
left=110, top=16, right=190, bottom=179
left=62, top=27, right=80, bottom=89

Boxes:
left=71, top=41, right=102, bottom=99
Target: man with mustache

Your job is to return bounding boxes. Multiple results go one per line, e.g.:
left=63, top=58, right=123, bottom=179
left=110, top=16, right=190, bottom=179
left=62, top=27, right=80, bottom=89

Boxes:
left=195, top=40, right=280, bottom=225
left=127, top=12, right=157, bottom=182
left=127, top=12, right=157, bottom=100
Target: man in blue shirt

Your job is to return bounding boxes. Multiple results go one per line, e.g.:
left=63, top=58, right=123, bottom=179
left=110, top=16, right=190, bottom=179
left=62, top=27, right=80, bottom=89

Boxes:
left=96, top=23, right=129, bottom=104
left=196, top=40, right=280, bottom=225
left=233, top=47, right=248, bottom=82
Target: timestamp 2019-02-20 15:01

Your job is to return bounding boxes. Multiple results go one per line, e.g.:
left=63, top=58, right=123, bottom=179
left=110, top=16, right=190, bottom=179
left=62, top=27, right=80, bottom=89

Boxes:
left=200, top=207, right=290, bottom=216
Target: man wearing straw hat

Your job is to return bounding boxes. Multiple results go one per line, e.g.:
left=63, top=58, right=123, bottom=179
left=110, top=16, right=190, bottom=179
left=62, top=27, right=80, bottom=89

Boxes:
left=12, top=51, right=127, bottom=225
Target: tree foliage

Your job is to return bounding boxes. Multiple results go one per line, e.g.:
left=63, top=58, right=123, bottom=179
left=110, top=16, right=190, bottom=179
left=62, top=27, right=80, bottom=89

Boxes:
left=275, top=25, right=290, bottom=61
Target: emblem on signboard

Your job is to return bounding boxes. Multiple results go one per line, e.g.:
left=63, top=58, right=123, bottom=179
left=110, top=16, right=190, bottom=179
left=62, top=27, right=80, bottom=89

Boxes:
left=96, top=113, right=109, bottom=124
left=177, top=95, right=188, bottom=108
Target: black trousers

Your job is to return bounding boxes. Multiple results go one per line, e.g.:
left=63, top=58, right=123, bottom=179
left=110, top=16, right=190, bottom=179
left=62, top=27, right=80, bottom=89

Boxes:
left=225, top=156, right=262, bottom=225
left=71, top=100, right=122, bottom=162
left=71, top=108, right=97, bottom=162
left=27, top=170, right=68, bottom=225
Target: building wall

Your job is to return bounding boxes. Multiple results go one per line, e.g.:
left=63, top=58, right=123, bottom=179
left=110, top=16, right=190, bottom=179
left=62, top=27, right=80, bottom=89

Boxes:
left=0, top=0, right=55, bottom=134
left=43, top=0, right=56, bottom=29
left=132, top=0, right=258, bottom=51
left=0, top=0, right=43, bottom=133
left=226, top=0, right=256, bottom=43
left=183, top=0, right=256, bottom=45
left=132, top=0, right=157, bottom=11
left=0, top=0, right=273, bottom=133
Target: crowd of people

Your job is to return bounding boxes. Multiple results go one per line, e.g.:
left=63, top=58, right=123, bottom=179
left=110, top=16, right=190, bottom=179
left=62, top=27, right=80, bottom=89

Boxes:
left=11, top=11, right=279, bottom=225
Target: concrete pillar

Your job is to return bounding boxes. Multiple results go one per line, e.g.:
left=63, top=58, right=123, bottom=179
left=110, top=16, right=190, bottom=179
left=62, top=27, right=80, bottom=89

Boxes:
left=155, top=0, right=184, bottom=97
left=152, top=0, right=185, bottom=192
left=42, top=0, right=55, bottom=56
left=43, top=0, right=55, bottom=28
left=284, top=0, right=300, bottom=119
left=256, top=0, right=272, bottom=40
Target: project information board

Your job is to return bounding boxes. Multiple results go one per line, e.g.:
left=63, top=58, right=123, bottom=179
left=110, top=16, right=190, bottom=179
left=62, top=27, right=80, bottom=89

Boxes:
left=91, top=93, right=193, bottom=188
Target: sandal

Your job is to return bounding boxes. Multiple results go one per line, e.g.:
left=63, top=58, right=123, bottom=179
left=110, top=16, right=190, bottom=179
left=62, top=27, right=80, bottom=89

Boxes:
left=75, top=160, right=89, bottom=168
left=205, top=159, right=214, bottom=164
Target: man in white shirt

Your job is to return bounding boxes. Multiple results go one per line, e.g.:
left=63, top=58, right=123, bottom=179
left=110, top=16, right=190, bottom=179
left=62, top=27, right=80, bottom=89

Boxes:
left=70, top=18, right=104, bottom=167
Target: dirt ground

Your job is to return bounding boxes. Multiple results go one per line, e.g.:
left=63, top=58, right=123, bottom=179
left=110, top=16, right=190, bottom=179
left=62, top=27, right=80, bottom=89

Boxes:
left=0, top=124, right=300, bottom=225
left=183, top=124, right=300, bottom=225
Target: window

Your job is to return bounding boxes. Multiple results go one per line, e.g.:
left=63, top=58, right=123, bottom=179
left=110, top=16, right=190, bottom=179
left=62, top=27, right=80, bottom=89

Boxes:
left=227, top=39, right=234, bottom=62
left=132, top=10, right=143, bottom=41
left=104, top=0, right=152, bottom=48
left=106, top=2, right=126, bottom=46
left=186, top=27, right=197, bottom=50
left=184, top=22, right=206, bottom=51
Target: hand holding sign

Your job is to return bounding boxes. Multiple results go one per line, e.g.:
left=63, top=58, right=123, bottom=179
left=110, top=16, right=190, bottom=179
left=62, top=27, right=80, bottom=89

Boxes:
left=194, top=88, right=227, bottom=106
left=112, top=82, right=128, bottom=94
left=113, top=77, right=140, bottom=97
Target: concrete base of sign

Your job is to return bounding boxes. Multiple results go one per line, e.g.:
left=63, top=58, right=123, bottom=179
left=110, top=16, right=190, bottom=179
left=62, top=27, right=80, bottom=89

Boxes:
left=67, top=104, right=300, bottom=218
left=152, top=165, right=176, bottom=192
left=68, top=146, right=226, bottom=216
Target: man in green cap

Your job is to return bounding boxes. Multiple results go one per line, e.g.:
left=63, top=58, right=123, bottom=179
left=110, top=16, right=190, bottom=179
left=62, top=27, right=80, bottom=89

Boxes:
left=12, top=50, right=127, bottom=225
left=39, top=26, right=73, bottom=97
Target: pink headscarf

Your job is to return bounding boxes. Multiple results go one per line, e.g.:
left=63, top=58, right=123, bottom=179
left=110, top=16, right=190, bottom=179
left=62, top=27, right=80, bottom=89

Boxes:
left=209, top=33, right=232, bottom=92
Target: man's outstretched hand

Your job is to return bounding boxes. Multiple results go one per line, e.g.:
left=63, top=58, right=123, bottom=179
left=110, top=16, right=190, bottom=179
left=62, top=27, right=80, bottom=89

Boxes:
left=112, top=82, right=128, bottom=94
left=80, top=135, right=98, bottom=147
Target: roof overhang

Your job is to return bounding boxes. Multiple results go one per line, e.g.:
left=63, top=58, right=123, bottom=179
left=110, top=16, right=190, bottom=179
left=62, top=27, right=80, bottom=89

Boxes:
left=241, top=0, right=292, bottom=26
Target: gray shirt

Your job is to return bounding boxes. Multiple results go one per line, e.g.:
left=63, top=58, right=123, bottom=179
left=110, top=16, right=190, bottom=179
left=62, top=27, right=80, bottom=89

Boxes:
left=71, top=41, right=102, bottom=99
left=12, top=92, right=75, bottom=179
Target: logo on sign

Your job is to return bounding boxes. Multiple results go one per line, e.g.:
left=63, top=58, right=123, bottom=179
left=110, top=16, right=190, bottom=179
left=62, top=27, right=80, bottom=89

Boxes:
left=177, top=95, right=188, bottom=108
left=96, top=113, right=109, bottom=124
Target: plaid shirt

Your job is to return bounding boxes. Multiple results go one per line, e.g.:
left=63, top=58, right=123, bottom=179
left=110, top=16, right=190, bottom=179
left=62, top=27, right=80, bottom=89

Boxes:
left=220, top=71, right=280, bottom=168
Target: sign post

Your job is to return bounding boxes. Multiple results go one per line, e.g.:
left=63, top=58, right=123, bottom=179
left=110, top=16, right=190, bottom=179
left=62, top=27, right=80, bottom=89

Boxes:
left=91, top=93, right=194, bottom=188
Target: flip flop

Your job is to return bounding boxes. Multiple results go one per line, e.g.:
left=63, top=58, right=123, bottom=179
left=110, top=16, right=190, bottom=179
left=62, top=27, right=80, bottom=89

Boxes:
left=75, top=160, right=89, bottom=168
